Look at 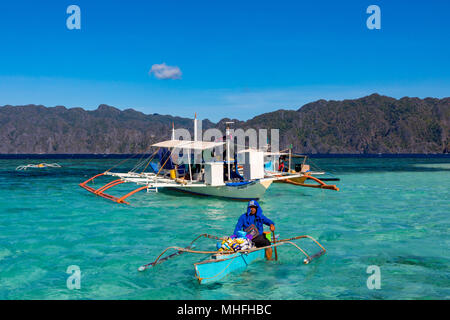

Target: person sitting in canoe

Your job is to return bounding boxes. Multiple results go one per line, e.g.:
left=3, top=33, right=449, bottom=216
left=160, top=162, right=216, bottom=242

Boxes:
left=233, top=200, right=275, bottom=260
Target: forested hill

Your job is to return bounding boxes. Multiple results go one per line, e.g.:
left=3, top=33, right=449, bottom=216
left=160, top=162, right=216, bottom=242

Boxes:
left=0, top=94, right=448, bottom=154
left=231, top=94, right=449, bottom=154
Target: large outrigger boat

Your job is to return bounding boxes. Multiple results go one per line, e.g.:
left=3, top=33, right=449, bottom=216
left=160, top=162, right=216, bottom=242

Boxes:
left=80, top=117, right=339, bottom=204
left=80, top=142, right=298, bottom=203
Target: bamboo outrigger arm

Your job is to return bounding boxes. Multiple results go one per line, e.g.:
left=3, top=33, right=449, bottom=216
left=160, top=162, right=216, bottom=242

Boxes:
left=116, top=186, right=148, bottom=203
left=94, top=179, right=125, bottom=194
left=138, top=234, right=228, bottom=271
left=79, top=173, right=149, bottom=205
left=285, top=174, right=339, bottom=191
left=277, top=235, right=327, bottom=264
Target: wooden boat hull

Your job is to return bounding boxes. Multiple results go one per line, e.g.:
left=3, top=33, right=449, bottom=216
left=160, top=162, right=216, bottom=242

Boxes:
left=170, top=179, right=273, bottom=200
left=194, top=250, right=266, bottom=284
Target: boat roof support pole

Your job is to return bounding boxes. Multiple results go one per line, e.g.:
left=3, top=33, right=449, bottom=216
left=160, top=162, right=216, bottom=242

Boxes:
left=289, top=147, right=292, bottom=172
left=225, top=122, right=233, bottom=182
left=188, top=150, right=192, bottom=182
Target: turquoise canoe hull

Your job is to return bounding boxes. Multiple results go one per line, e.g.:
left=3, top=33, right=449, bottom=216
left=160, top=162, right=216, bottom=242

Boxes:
left=194, top=250, right=266, bottom=284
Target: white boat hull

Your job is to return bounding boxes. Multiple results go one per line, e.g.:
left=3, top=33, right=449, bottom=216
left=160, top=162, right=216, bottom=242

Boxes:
left=95, top=171, right=298, bottom=203
left=170, top=179, right=273, bottom=200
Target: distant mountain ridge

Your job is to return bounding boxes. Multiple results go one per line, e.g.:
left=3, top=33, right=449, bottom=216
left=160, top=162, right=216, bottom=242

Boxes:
left=0, top=94, right=448, bottom=154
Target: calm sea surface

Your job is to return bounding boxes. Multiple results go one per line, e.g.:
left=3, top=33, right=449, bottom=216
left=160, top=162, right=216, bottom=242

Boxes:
left=0, top=157, right=449, bottom=299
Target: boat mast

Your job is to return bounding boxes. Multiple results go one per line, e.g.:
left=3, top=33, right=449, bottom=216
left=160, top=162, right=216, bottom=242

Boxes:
left=171, top=122, right=175, bottom=140
left=194, top=113, right=198, bottom=142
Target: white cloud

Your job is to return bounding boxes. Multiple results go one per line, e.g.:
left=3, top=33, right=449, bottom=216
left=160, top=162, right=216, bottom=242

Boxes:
left=149, top=63, right=182, bottom=80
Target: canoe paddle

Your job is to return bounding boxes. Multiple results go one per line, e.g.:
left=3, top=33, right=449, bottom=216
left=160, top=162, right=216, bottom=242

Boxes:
left=272, top=231, right=278, bottom=261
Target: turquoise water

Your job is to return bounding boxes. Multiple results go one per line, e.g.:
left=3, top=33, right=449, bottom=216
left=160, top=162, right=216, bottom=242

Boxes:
left=0, top=157, right=449, bottom=300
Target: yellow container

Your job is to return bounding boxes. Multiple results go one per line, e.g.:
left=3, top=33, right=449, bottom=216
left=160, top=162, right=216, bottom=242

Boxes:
left=170, top=169, right=176, bottom=179
left=263, top=231, right=271, bottom=242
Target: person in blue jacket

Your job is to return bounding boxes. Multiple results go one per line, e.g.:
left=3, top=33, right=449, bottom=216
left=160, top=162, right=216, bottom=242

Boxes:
left=233, top=200, right=275, bottom=259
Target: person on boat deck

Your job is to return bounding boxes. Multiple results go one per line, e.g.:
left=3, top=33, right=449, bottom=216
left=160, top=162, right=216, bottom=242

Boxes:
left=233, top=200, right=275, bottom=260
left=278, top=156, right=288, bottom=172
left=278, top=160, right=285, bottom=172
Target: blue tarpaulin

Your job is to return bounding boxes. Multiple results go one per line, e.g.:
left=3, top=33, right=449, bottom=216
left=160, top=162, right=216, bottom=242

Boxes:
left=158, top=148, right=175, bottom=170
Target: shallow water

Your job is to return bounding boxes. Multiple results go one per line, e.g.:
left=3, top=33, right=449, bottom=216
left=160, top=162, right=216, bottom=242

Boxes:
left=0, top=157, right=449, bottom=300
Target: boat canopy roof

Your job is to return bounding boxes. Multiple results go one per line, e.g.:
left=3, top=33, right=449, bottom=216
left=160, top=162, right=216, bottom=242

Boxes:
left=152, top=139, right=225, bottom=150
left=237, top=148, right=264, bottom=153
left=237, top=149, right=289, bottom=156
left=264, top=152, right=290, bottom=156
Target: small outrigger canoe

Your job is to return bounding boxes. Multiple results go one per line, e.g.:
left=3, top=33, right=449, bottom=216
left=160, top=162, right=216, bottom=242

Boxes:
left=16, top=163, right=61, bottom=171
left=138, top=233, right=326, bottom=284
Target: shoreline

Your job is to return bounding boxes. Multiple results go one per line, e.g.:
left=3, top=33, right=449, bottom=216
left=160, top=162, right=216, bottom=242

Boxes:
left=0, top=153, right=449, bottom=159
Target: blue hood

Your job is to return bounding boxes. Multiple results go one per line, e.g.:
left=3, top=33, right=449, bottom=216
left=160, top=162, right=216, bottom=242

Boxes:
left=233, top=200, right=274, bottom=236
left=246, top=200, right=263, bottom=217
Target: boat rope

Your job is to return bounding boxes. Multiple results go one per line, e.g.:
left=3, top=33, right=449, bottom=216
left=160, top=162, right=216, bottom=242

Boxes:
left=127, top=140, right=165, bottom=173
left=139, top=148, right=160, bottom=174
left=131, top=145, right=157, bottom=172
left=130, top=146, right=163, bottom=174
left=104, top=154, right=139, bottom=174
left=155, top=148, right=174, bottom=176
left=129, top=153, right=151, bottom=173
left=105, top=141, right=159, bottom=174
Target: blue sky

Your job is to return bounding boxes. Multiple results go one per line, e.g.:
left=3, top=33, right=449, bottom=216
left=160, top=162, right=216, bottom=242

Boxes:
left=0, top=0, right=449, bottom=121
